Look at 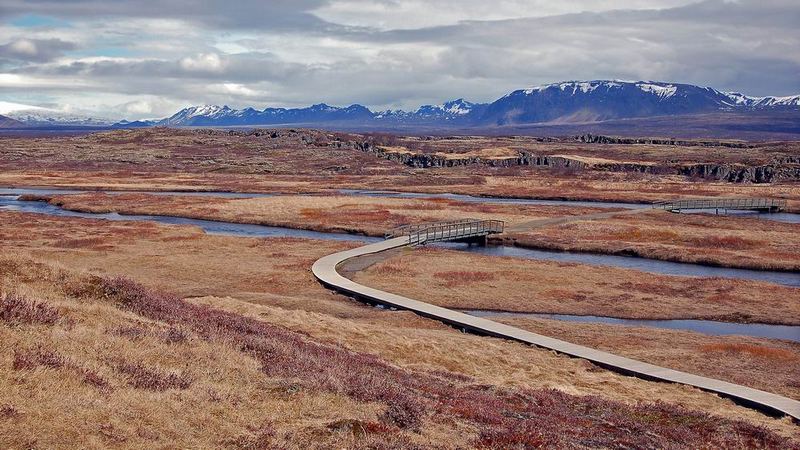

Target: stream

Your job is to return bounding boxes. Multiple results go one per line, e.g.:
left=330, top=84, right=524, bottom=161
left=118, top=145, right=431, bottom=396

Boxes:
left=2, top=186, right=800, bottom=343
left=462, top=310, right=800, bottom=343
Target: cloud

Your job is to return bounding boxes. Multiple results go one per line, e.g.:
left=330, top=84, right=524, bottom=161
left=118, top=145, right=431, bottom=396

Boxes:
left=0, top=37, right=76, bottom=62
left=0, top=0, right=339, bottom=32
left=0, top=0, right=797, bottom=119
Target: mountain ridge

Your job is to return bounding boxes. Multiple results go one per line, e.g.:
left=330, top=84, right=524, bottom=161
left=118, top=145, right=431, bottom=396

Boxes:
left=4, top=80, right=798, bottom=129
left=146, top=80, right=800, bottom=128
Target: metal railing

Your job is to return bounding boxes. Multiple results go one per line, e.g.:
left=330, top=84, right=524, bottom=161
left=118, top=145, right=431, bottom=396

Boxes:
left=653, top=198, right=787, bottom=212
left=386, top=219, right=504, bottom=246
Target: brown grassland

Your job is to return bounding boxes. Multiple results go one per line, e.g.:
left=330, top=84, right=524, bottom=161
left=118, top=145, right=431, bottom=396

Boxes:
left=1, top=128, right=799, bottom=211
left=28, top=191, right=613, bottom=237
left=352, top=247, right=800, bottom=400
left=2, top=128, right=800, bottom=446
left=15, top=189, right=799, bottom=271
left=351, top=247, right=800, bottom=325
left=2, top=211, right=799, bottom=446
left=503, top=209, right=800, bottom=271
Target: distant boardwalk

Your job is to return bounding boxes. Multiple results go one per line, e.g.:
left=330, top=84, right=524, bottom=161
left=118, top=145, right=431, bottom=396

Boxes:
left=654, top=198, right=787, bottom=213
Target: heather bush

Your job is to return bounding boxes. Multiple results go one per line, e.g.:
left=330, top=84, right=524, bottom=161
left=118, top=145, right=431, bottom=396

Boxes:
left=0, top=293, right=60, bottom=325
left=96, top=276, right=798, bottom=448
left=13, top=347, right=66, bottom=370
left=13, top=346, right=112, bottom=391
left=111, top=325, right=148, bottom=341
left=115, top=361, right=192, bottom=391
left=0, top=404, right=18, bottom=419
left=163, top=326, right=190, bottom=344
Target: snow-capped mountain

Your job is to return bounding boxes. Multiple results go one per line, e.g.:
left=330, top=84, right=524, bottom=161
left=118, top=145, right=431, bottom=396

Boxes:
left=1, top=80, right=797, bottom=131
left=107, top=80, right=800, bottom=129
left=481, top=80, right=736, bottom=125
left=478, top=80, right=800, bottom=125
left=722, top=92, right=800, bottom=108
left=158, top=103, right=374, bottom=126
left=0, top=102, right=112, bottom=127
left=375, top=98, right=488, bottom=123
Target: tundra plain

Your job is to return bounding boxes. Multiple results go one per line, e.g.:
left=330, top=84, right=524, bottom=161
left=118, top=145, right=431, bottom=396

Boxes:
left=1, top=128, right=799, bottom=447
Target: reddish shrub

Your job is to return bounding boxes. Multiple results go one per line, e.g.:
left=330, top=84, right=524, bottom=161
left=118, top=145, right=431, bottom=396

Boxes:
left=0, top=404, right=19, bottom=419
left=111, top=325, right=148, bottom=341
left=115, top=361, right=192, bottom=391
left=13, top=347, right=66, bottom=370
left=96, top=276, right=798, bottom=447
left=81, top=368, right=112, bottom=392
left=0, top=293, right=60, bottom=325
left=55, top=237, right=110, bottom=250
left=12, top=346, right=111, bottom=391
left=163, top=327, right=189, bottom=344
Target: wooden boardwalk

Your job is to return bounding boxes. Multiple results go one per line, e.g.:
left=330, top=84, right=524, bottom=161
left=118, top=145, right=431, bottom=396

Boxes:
left=312, top=236, right=800, bottom=422
left=386, top=218, right=504, bottom=246
left=654, top=198, right=787, bottom=213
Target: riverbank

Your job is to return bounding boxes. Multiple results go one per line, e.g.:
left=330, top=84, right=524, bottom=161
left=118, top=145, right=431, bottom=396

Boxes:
left=13, top=188, right=800, bottom=272
left=5, top=209, right=797, bottom=443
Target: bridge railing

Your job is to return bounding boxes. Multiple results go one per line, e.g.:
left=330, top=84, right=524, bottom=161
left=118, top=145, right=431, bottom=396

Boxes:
left=653, top=198, right=786, bottom=212
left=386, top=219, right=505, bottom=246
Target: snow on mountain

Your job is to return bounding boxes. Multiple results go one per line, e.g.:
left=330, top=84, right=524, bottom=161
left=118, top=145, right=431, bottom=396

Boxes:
left=720, top=92, right=800, bottom=108
left=757, top=95, right=800, bottom=107
left=374, top=98, right=486, bottom=123
left=1, top=101, right=112, bottom=126
left=481, top=80, right=800, bottom=125
left=522, top=81, right=624, bottom=96
left=442, top=99, right=478, bottom=115
left=158, top=103, right=374, bottom=126
left=111, top=80, right=799, bottom=129
left=635, top=83, right=678, bottom=99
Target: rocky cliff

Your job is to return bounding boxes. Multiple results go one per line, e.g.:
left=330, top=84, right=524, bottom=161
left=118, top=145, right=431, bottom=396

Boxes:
left=350, top=140, right=799, bottom=183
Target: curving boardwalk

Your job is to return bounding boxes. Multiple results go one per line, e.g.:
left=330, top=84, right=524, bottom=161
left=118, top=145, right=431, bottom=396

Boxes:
left=312, top=237, right=800, bottom=422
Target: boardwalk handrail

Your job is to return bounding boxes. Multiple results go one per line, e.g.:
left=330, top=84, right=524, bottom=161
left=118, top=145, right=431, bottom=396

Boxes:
left=386, top=219, right=504, bottom=246
left=312, top=238, right=800, bottom=422
left=654, top=197, right=787, bottom=212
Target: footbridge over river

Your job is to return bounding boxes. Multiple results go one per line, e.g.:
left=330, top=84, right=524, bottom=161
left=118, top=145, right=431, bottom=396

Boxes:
left=654, top=197, right=787, bottom=213
left=385, top=218, right=504, bottom=246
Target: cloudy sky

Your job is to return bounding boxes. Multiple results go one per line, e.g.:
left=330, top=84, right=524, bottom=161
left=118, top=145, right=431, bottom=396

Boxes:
left=0, top=0, right=798, bottom=119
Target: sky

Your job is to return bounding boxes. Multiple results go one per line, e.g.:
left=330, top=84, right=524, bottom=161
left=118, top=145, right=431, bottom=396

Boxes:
left=0, top=0, right=798, bottom=119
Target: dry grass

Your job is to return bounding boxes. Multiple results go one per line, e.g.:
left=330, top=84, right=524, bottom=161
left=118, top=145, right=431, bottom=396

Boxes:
left=354, top=247, right=800, bottom=325
left=433, top=271, right=496, bottom=287
left=4, top=257, right=796, bottom=448
left=1, top=128, right=799, bottom=213
left=483, top=315, right=800, bottom=401
left=507, top=209, right=800, bottom=271
left=699, top=343, right=798, bottom=362
left=353, top=247, right=800, bottom=399
left=2, top=210, right=799, bottom=442
left=34, top=191, right=611, bottom=238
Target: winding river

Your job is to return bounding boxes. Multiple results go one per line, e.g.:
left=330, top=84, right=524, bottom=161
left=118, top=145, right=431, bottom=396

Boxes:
left=462, top=310, right=800, bottom=343
left=2, top=186, right=799, bottom=342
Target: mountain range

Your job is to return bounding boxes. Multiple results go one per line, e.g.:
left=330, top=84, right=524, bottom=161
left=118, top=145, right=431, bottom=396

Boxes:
left=3, top=81, right=799, bottom=131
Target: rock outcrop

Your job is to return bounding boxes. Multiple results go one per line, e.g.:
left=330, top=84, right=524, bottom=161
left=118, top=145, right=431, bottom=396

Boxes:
left=350, top=139, right=799, bottom=183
